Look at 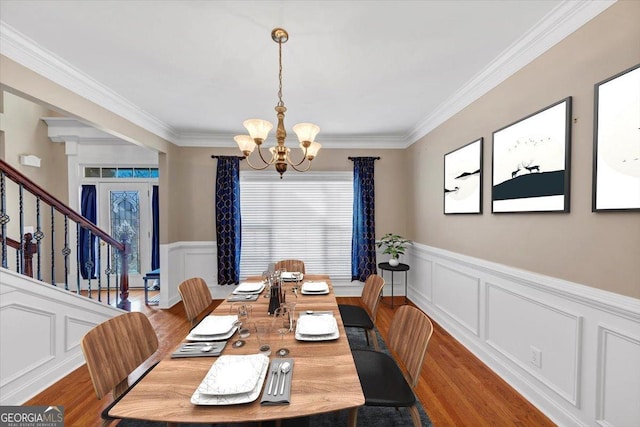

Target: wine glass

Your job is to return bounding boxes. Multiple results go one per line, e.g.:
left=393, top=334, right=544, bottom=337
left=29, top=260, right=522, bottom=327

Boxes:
left=273, top=302, right=296, bottom=357
left=230, top=303, right=251, bottom=348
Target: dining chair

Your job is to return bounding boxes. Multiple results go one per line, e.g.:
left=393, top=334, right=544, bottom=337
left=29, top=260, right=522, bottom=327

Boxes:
left=80, top=311, right=159, bottom=427
left=350, top=305, right=434, bottom=427
left=274, top=259, right=306, bottom=274
left=338, top=274, right=385, bottom=350
left=178, top=277, right=213, bottom=326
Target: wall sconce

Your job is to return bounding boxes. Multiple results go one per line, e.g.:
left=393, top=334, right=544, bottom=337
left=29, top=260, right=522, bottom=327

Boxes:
left=19, top=154, right=41, bottom=168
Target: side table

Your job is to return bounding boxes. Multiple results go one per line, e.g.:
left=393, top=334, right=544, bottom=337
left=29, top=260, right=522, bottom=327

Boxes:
left=377, top=262, right=409, bottom=308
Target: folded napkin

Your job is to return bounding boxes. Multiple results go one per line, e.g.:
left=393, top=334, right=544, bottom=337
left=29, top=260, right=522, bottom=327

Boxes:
left=171, top=341, right=226, bottom=358
left=261, top=358, right=294, bottom=405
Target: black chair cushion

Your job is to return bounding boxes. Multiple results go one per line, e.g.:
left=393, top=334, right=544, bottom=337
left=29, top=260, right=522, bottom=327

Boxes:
left=352, top=349, right=416, bottom=407
left=338, top=304, right=374, bottom=330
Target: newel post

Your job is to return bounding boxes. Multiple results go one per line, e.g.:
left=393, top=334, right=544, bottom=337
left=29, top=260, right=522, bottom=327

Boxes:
left=117, top=240, right=131, bottom=311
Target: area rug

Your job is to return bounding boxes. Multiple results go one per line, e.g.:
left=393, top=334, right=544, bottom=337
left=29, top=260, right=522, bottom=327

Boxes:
left=118, top=326, right=432, bottom=427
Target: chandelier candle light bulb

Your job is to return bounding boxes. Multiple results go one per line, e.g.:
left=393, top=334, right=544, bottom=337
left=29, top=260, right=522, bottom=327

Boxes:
left=234, top=28, right=321, bottom=178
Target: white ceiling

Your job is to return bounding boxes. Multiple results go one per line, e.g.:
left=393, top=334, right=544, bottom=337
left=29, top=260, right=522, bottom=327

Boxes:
left=0, top=1, right=614, bottom=148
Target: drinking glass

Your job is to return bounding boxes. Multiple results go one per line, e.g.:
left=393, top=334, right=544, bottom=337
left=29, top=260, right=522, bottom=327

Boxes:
left=230, top=303, right=251, bottom=347
left=273, top=302, right=296, bottom=357
left=254, top=319, right=272, bottom=356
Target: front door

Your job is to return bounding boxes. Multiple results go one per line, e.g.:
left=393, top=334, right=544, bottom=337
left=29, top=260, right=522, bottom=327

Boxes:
left=98, top=182, right=151, bottom=288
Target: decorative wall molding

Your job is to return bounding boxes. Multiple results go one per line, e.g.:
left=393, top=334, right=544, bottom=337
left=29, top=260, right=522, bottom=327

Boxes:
left=0, top=268, right=124, bottom=405
left=406, top=242, right=640, bottom=427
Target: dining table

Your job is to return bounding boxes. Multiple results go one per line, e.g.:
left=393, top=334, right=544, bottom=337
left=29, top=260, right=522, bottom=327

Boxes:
left=108, top=274, right=365, bottom=425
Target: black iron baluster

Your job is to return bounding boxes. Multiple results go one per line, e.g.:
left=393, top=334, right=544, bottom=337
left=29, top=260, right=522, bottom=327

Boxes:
left=76, top=222, right=80, bottom=295
left=86, top=229, right=93, bottom=299
left=106, top=245, right=112, bottom=305
left=0, top=171, right=8, bottom=269
left=50, top=206, right=55, bottom=285
left=97, top=238, right=102, bottom=302
left=63, top=215, right=70, bottom=291
left=35, top=197, right=43, bottom=281
left=19, top=183, right=24, bottom=274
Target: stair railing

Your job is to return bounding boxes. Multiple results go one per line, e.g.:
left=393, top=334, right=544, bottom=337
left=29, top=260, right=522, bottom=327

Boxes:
left=0, top=159, right=130, bottom=310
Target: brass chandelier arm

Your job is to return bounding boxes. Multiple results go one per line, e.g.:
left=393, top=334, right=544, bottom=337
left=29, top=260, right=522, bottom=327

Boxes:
left=245, top=148, right=276, bottom=171
left=288, top=158, right=313, bottom=173
left=284, top=145, right=310, bottom=167
left=256, top=145, right=277, bottom=166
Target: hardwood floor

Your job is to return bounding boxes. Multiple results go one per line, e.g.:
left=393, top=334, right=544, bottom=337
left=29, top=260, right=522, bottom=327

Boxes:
left=24, top=291, right=555, bottom=426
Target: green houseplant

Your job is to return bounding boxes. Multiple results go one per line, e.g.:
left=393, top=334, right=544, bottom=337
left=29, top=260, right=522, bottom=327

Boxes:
left=375, top=233, right=412, bottom=266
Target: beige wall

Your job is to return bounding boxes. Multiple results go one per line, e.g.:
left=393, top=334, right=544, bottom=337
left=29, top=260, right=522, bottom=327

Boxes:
left=407, top=1, right=640, bottom=299
left=170, top=146, right=407, bottom=242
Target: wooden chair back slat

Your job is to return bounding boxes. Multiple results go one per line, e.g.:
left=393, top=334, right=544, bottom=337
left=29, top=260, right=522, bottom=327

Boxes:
left=275, top=259, right=306, bottom=274
left=178, top=277, right=212, bottom=325
left=361, top=274, right=385, bottom=323
left=80, top=312, right=158, bottom=400
left=387, top=305, right=433, bottom=388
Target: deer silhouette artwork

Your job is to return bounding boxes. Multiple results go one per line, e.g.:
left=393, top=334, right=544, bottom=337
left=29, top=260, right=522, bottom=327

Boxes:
left=523, top=160, right=541, bottom=174
left=511, top=164, right=522, bottom=178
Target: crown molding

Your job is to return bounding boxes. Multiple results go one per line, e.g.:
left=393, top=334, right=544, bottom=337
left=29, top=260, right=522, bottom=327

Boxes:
left=0, top=22, right=179, bottom=144
left=176, top=131, right=408, bottom=149
left=406, top=0, right=616, bottom=145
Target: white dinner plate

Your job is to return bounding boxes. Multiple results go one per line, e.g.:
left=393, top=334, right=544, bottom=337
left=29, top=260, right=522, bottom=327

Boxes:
left=295, top=329, right=340, bottom=341
left=296, top=315, right=338, bottom=336
left=198, top=354, right=268, bottom=396
left=186, top=326, right=238, bottom=342
left=232, top=283, right=265, bottom=295
left=190, top=315, right=238, bottom=336
left=301, top=289, right=329, bottom=295
left=191, top=354, right=269, bottom=405
left=301, top=281, right=329, bottom=293
left=281, top=272, right=303, bottom=281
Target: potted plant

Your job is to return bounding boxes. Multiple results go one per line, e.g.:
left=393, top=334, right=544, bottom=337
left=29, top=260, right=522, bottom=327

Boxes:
left=376, top=233, right=412, bottom=266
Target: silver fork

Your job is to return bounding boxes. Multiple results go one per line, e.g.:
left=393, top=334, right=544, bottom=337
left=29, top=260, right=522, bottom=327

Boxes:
left=267, top=363, right=279, bottom=395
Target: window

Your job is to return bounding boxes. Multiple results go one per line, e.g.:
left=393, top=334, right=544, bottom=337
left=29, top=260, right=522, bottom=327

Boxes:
left=84, top=167, right=159, bottom=178
left=239, top=171, right=353, bottom=282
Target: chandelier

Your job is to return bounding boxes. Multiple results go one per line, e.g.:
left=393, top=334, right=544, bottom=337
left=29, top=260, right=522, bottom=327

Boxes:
left=234, top=28, right=321, bottom=178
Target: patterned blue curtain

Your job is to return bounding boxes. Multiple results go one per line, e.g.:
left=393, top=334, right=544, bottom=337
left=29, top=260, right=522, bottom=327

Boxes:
left=215, top=156, right=242, bottom=285
left=79, top=185, right=98, bottom=279
left=151, top=185, right=160, bottom=270
left=351, top=157, right=377, bottom=282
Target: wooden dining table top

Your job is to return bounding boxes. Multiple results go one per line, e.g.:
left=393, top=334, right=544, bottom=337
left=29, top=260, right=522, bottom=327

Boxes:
left=108, top=275, right=365, bottom=424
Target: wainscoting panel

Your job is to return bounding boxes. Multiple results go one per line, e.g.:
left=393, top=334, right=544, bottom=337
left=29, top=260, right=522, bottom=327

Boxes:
left=433, top=263, right=480, bottom=336
left=406, top=243, right=640, bottom=427
left=486, top=283, right=582, bottom=406
left=596, top=325, right=640, bottom=427
left=0, top=269, right=124, bottom=405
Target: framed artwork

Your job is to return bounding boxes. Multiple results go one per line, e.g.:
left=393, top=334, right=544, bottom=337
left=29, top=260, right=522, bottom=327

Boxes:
left=491, top=97, right=572, bottom=213
left=444, top=138, right=483, bottom=214
left=592, top=64, right=640, bottom=211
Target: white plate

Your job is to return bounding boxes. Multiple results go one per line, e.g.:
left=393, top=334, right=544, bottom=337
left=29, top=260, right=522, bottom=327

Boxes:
left=198, top=354, right=268, bottom=396
left=297, top=315, right=338, bottom=336
left=295, top=329, right=340, bottom=341
left=281, top=272, right=303, bottom=281
left=187, top=326, right=238, bottom=342
left=301, top=289, right=329, bottom=295
left=191, top=354, right=269, bottom=405
left=232, top=283, right=265, bottom=295
left=301, top=281, right=329, bottom=293
left=234, top=282, right=264, bottom=293
left=191, top=315, right=238, bottom=336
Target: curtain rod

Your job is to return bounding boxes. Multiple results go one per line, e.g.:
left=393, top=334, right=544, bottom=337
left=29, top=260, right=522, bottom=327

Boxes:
left=348, top=157, right=381, bottom=161
left=211, top=155, right=245, bottom=160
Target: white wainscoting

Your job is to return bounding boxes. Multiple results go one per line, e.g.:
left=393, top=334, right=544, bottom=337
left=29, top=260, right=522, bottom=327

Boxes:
left=0, top=268, right=124, bottom=405
left=406, top=243, right=640, bottom=427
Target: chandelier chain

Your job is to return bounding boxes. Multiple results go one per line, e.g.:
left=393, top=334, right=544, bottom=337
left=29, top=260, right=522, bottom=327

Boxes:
left=277, top=39, right=284, bottom=107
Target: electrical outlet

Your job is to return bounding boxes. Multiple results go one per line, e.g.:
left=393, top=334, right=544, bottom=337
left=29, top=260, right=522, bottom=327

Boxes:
left=530, top=346, right=542, bottom=368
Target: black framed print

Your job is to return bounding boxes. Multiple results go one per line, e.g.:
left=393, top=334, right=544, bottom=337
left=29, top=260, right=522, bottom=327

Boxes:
left=444, top=138, right=483, bottom=214
left=491, top=97, right=572, bottom=213
left=592, top=64, right=640, bottom=212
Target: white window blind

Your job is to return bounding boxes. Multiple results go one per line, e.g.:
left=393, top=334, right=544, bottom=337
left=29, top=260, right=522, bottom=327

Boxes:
left=239, top=171, right=353, bottom=282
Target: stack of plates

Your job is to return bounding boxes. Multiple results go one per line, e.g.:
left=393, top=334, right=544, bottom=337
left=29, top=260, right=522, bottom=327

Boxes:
left=187, top=315, right=238, bottom=342
left=281, top=272, right=303, bottom=282
left=191, top=354, right=269, bottom=405
left=301, top=281, right=329, bottom=295
left=232, top=282, right=265, bottom=295
left=295, top=314, right=339, bottom=341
